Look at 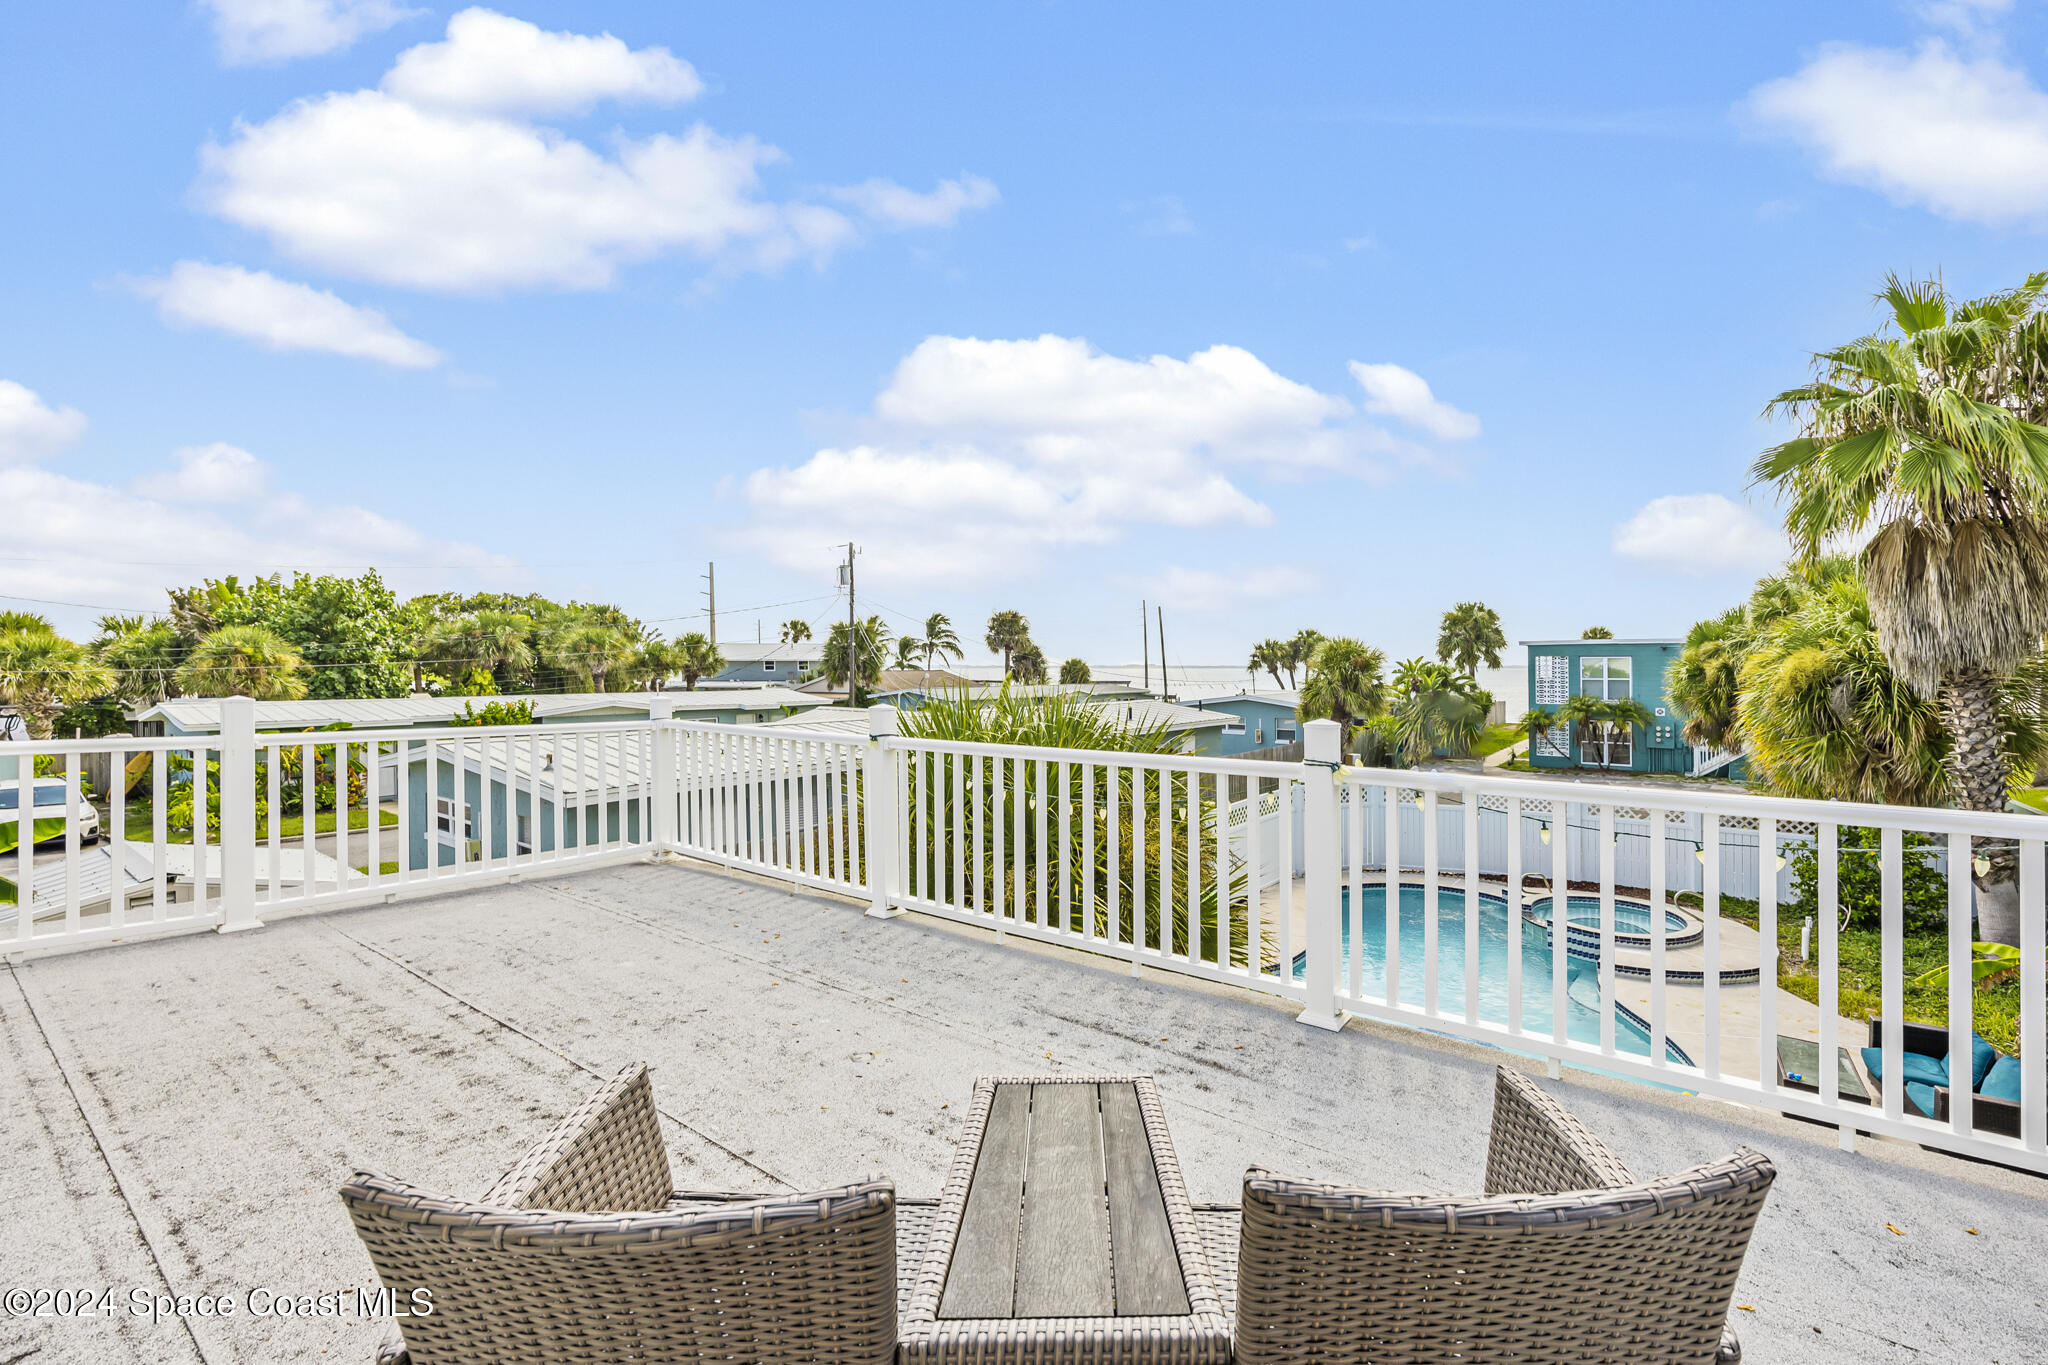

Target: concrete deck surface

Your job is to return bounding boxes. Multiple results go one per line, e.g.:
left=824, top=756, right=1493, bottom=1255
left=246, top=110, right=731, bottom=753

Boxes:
left=2, top=859, right=2043, bottom=1364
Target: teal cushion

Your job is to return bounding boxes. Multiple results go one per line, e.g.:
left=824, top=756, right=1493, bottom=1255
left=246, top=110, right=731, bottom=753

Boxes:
left=1947, top=1034, right=1999, bottom=1091
left=1862, top=1046, right=1948, bottom=1088
left=1904, top=1082, right=1940, bottom=1119
left=1981, top=1055, right=2023, bottom=1105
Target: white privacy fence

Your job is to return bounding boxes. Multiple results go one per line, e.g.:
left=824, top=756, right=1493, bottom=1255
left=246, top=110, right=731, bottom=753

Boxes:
left=5, top=706, right=2042, bottom=1174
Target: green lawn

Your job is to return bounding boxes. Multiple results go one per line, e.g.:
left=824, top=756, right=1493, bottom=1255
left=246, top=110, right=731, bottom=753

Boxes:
left=2012, top=787, right=2048, bottom=814
left=1676, top=891, right=2020, bottom=1053
left=124, top=800, right=398, bottom=843
left=1464, top=723, right=1523, bottom=760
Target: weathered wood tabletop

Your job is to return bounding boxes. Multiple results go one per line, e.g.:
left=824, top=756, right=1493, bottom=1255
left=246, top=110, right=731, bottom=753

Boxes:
left=939, top=1080, right=1191, bottom=1320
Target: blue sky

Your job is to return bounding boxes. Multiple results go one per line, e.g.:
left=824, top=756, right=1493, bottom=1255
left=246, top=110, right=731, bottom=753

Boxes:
left=5, top=1, right=2048, bottom=671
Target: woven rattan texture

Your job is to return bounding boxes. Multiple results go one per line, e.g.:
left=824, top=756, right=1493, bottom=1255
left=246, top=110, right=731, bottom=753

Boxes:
left=1482, top=1064, right=1639, bottom=1196
left=344, top=1063, right=899, bottom=1363
left=481, top=1062, right=673, bottom=1213
left=1231, top=1067, right=1774, bottom=1365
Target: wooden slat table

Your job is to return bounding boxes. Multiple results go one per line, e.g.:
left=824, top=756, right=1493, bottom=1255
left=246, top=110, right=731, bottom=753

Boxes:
left=900, top=1076, right=1231, bottom=1364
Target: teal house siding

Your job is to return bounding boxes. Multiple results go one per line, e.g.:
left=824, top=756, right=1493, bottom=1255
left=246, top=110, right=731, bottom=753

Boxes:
left=1523, top=639, right=1691, bottom=775
left=402, top=752, right=639, bottom=871
left=1184, top=697, right=1300, bottom=755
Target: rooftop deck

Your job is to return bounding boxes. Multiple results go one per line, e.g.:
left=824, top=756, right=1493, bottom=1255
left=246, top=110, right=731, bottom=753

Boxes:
left=3, top=859, right=2042, bottom=1364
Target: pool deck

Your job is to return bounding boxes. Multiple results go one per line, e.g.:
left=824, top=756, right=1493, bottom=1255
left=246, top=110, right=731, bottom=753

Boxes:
left=4, top=859, right=2042, bottom=1364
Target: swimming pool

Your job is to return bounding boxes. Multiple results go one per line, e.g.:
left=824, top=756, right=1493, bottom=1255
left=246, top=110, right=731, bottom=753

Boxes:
left=1526, top=895, right=1703, bottom=952
left=1287, top=883, right=1691, bottom=1065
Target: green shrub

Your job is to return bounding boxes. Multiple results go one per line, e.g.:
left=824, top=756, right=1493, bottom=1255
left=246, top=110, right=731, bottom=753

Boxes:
left=1784, top=826, right=1953, bottom=933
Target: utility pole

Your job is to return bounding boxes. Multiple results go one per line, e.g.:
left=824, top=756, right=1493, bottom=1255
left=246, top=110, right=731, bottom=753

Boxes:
left=1141, top=600, right=1149, bottom=693
left=1157, top=606, right=1168, bottom=700
left=701, top=563, right=716, bottom=647
left=841, top=543, right=859, bottom=705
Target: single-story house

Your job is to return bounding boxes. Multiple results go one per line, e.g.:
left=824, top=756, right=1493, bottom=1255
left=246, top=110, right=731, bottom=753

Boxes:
left=130, top=689, right=830, bottom=741
left=1181, top=691, right=1304, bottom=756
left=771, top=699, right=1232, bottom=756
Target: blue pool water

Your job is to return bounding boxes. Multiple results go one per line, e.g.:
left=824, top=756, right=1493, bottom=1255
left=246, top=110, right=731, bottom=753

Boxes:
left=1289, top=884, right=1690, bottom=1064
left=1534, top=895, right=1690, bottom=939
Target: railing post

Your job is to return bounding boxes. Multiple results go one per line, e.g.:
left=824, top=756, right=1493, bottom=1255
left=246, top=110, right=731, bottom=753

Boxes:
left=1297, top=718, right=1347, bottom=1031
left=864, top=705, right=902, bottom=918
left=215, top=695, right=262, bottom=934
left=648, top=696, right=677, bottom=853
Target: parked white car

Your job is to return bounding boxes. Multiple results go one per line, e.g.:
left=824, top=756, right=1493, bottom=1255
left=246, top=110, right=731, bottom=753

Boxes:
left=0, top=779, right=101, bottom=844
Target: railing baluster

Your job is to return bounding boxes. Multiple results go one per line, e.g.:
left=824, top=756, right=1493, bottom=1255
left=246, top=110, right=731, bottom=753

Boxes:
left=150, top=749, right=166, bottom=918
left=2023, top=837, right=2045, bottom=1155
left=108, top=743, right=127, bottom=930
left=1384, top=783, right=1400, bottom=1009
left=193, top=744, right=209, bottom=917
left=1598, top=802, right=1616, bottom=1057
left=1879, top=825, right=1904, bottom=1125
left=1157, top=762, right=1173, bottom=958
left=1947, top=829, right=1973, bottom=1137
left=1422, top=790, right=1439, bottom=1017
left=12, top=755, right=31, bottom=945
left=1550, top=799, right=1568, bottom=1047
left=1506, top=796, right=1523, bottom=1036
left=1819, top=822, right=1840, bottom=1114
left=1757, top=817, right=1779, bottom=1093
left=62, top=752, right=81, bottom=936
left=1648, top=806, right=1667, bottom=1068
left=1702, top=814, right=1721, bottom=1082
left=1463, top=789, right=1479, bottom=1025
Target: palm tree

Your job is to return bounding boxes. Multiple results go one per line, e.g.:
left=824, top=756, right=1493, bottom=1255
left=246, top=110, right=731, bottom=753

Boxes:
left=985, top=610, right=1031, bottom=678
left=1060, top=657, right=1091, bottom=684
left=672, top=633, right=725, bottom=690
left=1296, top=637, right=1387, bottom=744
left=1012, top=641, right=1048, bottom=684
left=823, top=616, right=891, bottom=701
left=1247, top=640, right=1288, bottom=689
left=174, top=624, right=308, bottom=700
left=1513, top=707, right=1564, bottom=760
left=1581, top=626, right=1614, bottom=640
left=895, top=635, right=923, bottom=669
left=427, top=611, right=536, bottom=689
left=0, top=621, right=116, bottom=737
left=1555, top=694, right=1655, bottom=768
left=1284, top=629, right=1325, bottom=688
left=1756, top=270, right=2048, bottom=943
left=544, top=621, right=640, bottom=692
left=916, top=612, right=964, bottom=673
left=1436, top=602, right=1506, bottom=675
left=1386, top=659, right=1491, bottom=761
left=1667, top=608, right=1748, bottom=750
left=780, top=619, right=813, bottom=645
left=94, top=615, right=184, bottom=706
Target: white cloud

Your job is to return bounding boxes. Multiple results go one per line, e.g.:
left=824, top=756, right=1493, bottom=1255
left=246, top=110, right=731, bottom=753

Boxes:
left=134, top=262, right=443, bottom=368
left=1745, top=39, right=2048, bottom=225
left=1612, top=494, right=1788, bottom=575
left=382, top=7, right=701, bottom=115
left=201, top=0, right=420, bottom=65
left=740, top=336, right=1454, bottom=585
left=194, top=9, right=990, bottom=293
left=134, top=443, right=271, bottom=503
left=1, top=445, right=521, bottom=622
left=1916, top=0, right=2011, bottom=39
left=0, top=380, right=87, bottom=465
left=1348, top=361, right=1481, bottom=441
left=1123, top=195, right=1195, bottom=237
left=829, top=175, right=1000, bottom=229
left=1140, top=564, right=1319, bottom=612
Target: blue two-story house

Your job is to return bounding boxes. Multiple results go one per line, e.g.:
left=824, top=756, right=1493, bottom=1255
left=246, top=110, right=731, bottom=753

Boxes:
left=1521, top=638, right=1703, bottom=775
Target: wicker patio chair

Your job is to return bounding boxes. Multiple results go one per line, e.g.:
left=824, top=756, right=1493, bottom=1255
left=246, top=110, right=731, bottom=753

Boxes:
left=1228, top=1066, right=1774, bottom=1365
left=341, top=1063, right=909, bottom=1364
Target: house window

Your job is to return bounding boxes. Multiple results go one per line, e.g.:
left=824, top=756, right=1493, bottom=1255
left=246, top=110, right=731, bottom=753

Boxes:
left=1585, top=722, right=1633, bottom=768
left=435, top=797, right=474, bottom=840
left=516, top=813, right=532, bottom=855
left=1535, top=723, right=1570, bottom=759
left=1581, top=656, right=1632, bottom=700
left=764, top=661, right=776, bottom=672
left=1276, top=723, right=1298, bottom=743
left=1222, top=719, right=1246, bottom=736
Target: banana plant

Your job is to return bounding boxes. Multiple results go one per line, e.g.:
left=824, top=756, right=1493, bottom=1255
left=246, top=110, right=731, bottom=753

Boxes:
left=0, top=816, right=68, bottom=906
left=1912, top=942, right=2037, bottom=988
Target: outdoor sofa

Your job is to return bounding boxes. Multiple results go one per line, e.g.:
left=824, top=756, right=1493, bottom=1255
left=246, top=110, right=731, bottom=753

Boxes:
left=1862, top=1017, right=2030, bottom=1139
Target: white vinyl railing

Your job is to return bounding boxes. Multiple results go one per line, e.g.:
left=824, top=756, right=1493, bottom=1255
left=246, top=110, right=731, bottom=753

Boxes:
left=5, top=704, right=2043, bottom=1173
